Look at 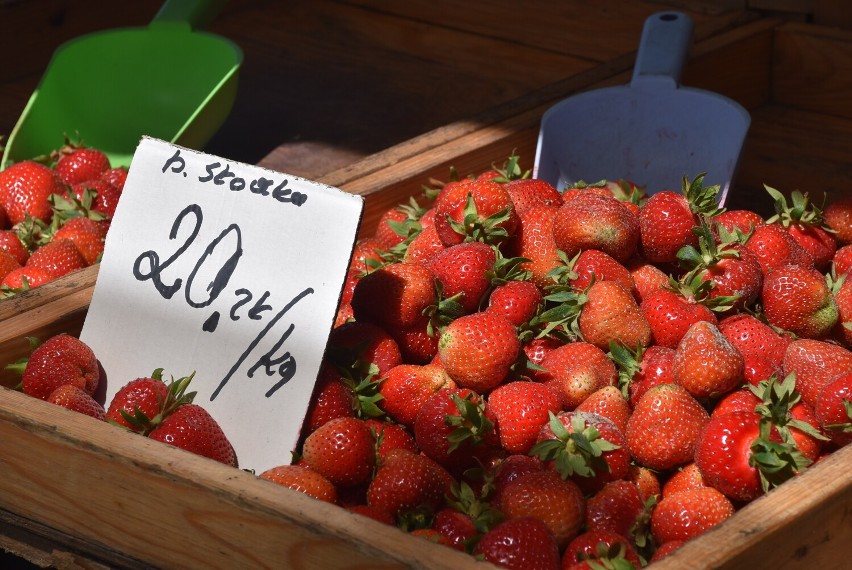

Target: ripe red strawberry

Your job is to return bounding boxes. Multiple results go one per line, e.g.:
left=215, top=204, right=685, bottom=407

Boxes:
left=650, top=487, right=734, bottom=544
left=714, top=209, right=764, bottom=235
left=68, top=179, right=118, bottom=218
left=672, top=320, right=744, bottom=400
left=641, top=288, right=717, bottom=348
left=638, top=174, right=722, bottom=263
left=538, top=342, right=617, bottom=410
left=745, top=222, right=815, bottom=275
left=0, top=160, right=65, bottom=224
left=698, top=243, right=764, bottom=313
left=0, top=249, right=21, bottom=282
left=825, top=195, right=852, bottom=245
left=584, top=480, right=647, bottom=542
left=814, top=372, right=852, bottom=447
left=717, top=313, right=790, bottom=386
left=761, top=264, right=838, bottom=338
left=783, top=338, right=852, bottom=408
left=627, top=257, right=670, bottom=303
left=402, top=222, right=445, bottom=265
left=625, top=383, right=709, bottom=471
left=832, top=273, right=852, bottom=347
left=100, top=166, right=128, bottom=191
left=662, top=462, right=707, bottom=497
left=504, top=204, right=561, bottom=290
left=764, top=186, right=837, bottom=271
left=349, top=237, right=384, bottom=274
left=378, top=363, right=455, bottom=427
left=438, top=311, right=520, bottom=393
left=553, top=192, right=640, bottom=264
left=26, top=238, right=88, bottom=277
left=303, top=364, right=355, bottom=433
left=47, top=384, right=106, bottom=420
left=55, top=147, right=111, bottom=186
left=387, top=317, right=440, bottom=364
left=20, top=334, right=100, bottom=400
left=486, top=380, right=562, bottom=454
left=626, top=344, right=676, bottom=408
left=432, top=178, right=518, bottom=246
left=326, top=320, right=403, bottom=379
left=576, top=385, right=631, bottom=434
left=503, top=178, right=561, bottom=215
left=106, top=371, right=189, bottom=434
left=532, top=411, right=630, bottom=495
left=571, top=249, right=635, bottom=293
left=52, top=217, right=107, bottom=265
left=0, top=229, right=29, bottom=265
left=562, top=529, right=643, bottom=569
left=148, top=403, right=238, bottom=467
left=487, top=279, right=542, bottom=327
left=578, top=279, right=652, bottom=352
left=373, top=204, right=413, bottom=251
left=414, top=388, right=495, bottom=474
left=473, top=516, right=561, bottom=570
left=259, top=464, right=338, bottom=503
left=627, top=464, right=662, bottom=504
left=350, top=262, right=437, bottom=331
left=832, top=244, right=852, bottom=276
left=366, top=448, right=453, bottom=518
left=431, top=507, right=479, bottom=551
left=301, top=416, right=376, bottom=487
left=498, top=469, right=586, bottom=548
left=1, top=266, right=54, bottom=290
left=428, top=241, right=496, bottom=314
left=365, top=418, right=418, bottom=462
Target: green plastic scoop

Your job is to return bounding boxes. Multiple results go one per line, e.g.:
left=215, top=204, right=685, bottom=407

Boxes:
left=1, top=0, right=242, bottom=170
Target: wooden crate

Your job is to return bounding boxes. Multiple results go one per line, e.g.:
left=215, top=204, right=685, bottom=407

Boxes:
left=2, top=17, right=852, bottom=569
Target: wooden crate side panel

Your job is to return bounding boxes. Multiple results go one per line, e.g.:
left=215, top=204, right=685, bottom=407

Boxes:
left=0, top=389, right=486, bottom=570
left=772, top=22, right=852, bottom=119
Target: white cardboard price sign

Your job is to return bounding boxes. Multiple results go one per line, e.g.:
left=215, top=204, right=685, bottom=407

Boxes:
left=80, top=137, right=364, bottom=472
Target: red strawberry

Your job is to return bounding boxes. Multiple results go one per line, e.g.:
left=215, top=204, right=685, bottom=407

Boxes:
left=473, top=516, right=561, bottom=570
left=814, top=372, right=852, bottom=447
left=503, top=178, right=561, bottom=215
left=428, top=241, right=496, bottom=314
left=378, top=363, right=455, bottom=427
left=671, top=320, right=744, bottom=400
left=498, top=469, right=586, bottom=548
left=562, top=529, right=642, bottom=569
left=106, top=371, right=190, bottom=434
left=717, top=313, right=790, bottom=386
left=259, top=464, right=338, bottom=503
left=627, top=257, right=670, bottom=303
left=431, top=507, right=479, bottom=551
left=553, top=192, right=639, bottom=264
left=641, top=288, right=717, bottom=348
left=47, top=384, right=106, bottom=420
left=584, top=480, right=647, bottom=542
left=571, top=249, right=635, bottom=293
left=365, top=418, right=418, bottom=462
left=402, top=223, right=445, bottom=265
left=761, top=264, right=838, bottom=339
left=714, top=209, right=764, bottom=235
left=627, top=464, right=662, bottom=504
left=349, top=237, right=384, bottom=274
left=504, top=204, right=561, bottom=290
left=638, top=174, right=722, bottom=263
left=301, top=416, right=376, bottom=487
left=1, top=266, right=54, bottom=290
left=832, top=273, right=852, bottom=347
left=783, top=338, right=852, bottom=408
left=21, top=334, right=100, bottom=400
left=576, top=385, right=631, bottom=434
left=0, top=229, right=29, bottom=265
left=148, top=403, right=238, bottom=467
left=52, top=217, right=107, bottom=266
left=486, top=380, right=562, bottom=454
left=432, top=178, right=518, bottom=247
left=0, top=160, right=65, bottom=224
left=387, top=318, right=440, bottom=364
left=0, top=249, right=21, bottom=282
left=414, top=388, right=495, bottom=474
left=100, top=166, right=128, bottom=192
left=326, top=320, right=403, bottom=379
left=438, top=311, right=520, bottom=393
left=662, top=462, right=707, bottom=497
left=625, top=383, right=709, bottom=471
left=764, top=186, right=837, bottom=271
left=745, top=222, right=815, bottom=275
left=626, top=345, right=676, bottom=408
left=69, top=179, right=117, bottom=218
left=366, top=448, right=453, bottom=518
left=825, top=195, right=852, bottom=245
left=578, top=279, right=652, bottom=352
left=373, top=204, right=413, bottom=251
left=26, top=238, right=88, bottom=277
left=303, top=364, right=355, bottom=433
left=55, top=147, right=111, bottom=186
left=650, top=487, right=734, bottom=544
left=350, top=262, right=437, bottom=331
left=532, top=411, right=630, bottom=495
left=487, top=279, right=542, bottom=327
left=538, top=342, right=617, bottom=410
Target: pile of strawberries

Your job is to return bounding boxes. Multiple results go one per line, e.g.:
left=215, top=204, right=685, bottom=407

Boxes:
left=5, top=155, right=852, bottom=569
left=8, top=333, right=238, bottom=467
left=0, top=141, right=126, bottom=295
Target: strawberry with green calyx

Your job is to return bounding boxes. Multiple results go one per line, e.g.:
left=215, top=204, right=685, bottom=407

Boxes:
left=584, top=480, right=655, bottom=560
left=814, top=373, right=852, bottom=447
left=764, top=185, right=837, bottom=271
left=18, top=333, right=100, bottom=401
left=744, top=221, right=816, bottom=276
left=554, top=191, right=640, bottom=264
left=106, top=369, right=196, bottom=435
left=563, top=530, right=643, bottom=570
left=0, top=160, right=66, bottom=225
left=640, top=274, right=722, bottom=349
left=149, top=401, right=238, bottom=467
left=442, top=479, right=504, bottom=542
left=52, top=142, right=111, bottom=186
left=504, top=203, right=561, bottom=290
left=428, top=241, right=497, bottom=315
left=486, top=380, right=562, bottom=454
left=303, top=364, right=357, bottom=433
left=488, top=152, right=530, bottom=183
left=0, top=266, right=54, bottom=295
left=761, top=264, right=838, bottom=339
left=49, top=186, right=108, bottom=227
left=531, top=411, right=628, bottom=495
left=486, top=279, right=542, bottom=328
left=1, top=227, right=33, bottom=264
left=433, top=178, right=518, bottom=247
left=52, top=217, right=107, bottom=266
left=639, top=172, right=724, bottom=264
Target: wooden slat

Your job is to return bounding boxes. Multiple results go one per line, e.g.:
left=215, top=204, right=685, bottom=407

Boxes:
left=772, top=22, right=852, bottom=120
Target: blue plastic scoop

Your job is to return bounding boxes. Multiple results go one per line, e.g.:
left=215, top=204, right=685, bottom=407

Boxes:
left=533, top=11, right=750, bottom=204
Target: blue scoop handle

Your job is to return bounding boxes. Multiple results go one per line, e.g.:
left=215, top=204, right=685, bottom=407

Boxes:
left=631, top=12, right=694, bottom=88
